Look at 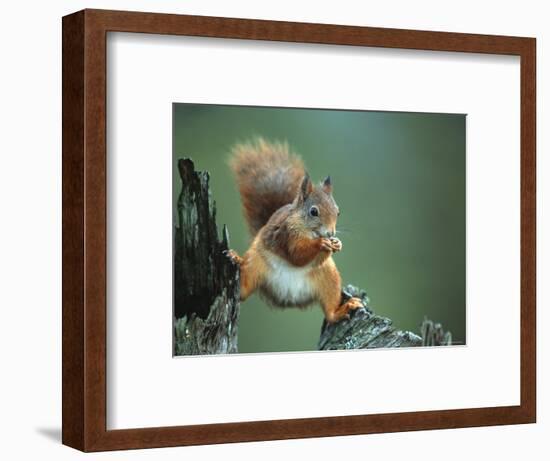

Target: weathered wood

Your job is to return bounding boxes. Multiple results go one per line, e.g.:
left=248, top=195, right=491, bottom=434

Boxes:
left=318, top=286, right=453, bottom=350
left=318, top=285, right=423, bottom=350
left=420, top=318, right=453, bottom=346
left=173, top=158, right=240, bottom=355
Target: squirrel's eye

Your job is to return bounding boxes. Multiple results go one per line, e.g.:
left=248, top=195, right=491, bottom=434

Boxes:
left=309, top=206, right=319, bottom=217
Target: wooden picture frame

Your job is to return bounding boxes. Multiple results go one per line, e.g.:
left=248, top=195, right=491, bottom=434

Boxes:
left=62, top=8, right=536, bottom=452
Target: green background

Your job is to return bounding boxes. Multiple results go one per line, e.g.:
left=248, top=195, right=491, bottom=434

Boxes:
left=173, top=104, right=466, bottom=353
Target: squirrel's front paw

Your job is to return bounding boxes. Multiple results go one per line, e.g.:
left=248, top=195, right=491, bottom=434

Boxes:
left=319, top=238, right=334, bottom=252
left=223, top=249, right=243, bottom=266
left=319, top=237, right=342, bottom=253
left=329, top=237, right=342, bottom=252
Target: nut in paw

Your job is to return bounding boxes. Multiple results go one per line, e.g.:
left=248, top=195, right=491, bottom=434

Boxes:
left=329, top=237, right=342, bottom=252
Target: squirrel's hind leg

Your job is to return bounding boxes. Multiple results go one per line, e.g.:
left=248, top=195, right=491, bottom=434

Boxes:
left=225, top=247, right=265, bottom=302
left=315, top=260, right=363, bottom=324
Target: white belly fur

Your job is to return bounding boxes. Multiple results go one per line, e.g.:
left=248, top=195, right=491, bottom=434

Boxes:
left=262, top=253, right=316, bottom=306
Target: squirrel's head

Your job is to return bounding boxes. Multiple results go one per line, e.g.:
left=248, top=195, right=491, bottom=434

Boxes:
left=290, top=173, right=340, bottom=239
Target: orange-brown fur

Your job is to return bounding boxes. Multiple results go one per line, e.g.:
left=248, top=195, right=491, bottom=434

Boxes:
left=229, top=138, right=305, bottom=235
left=227, top=138, right=362, bottom=323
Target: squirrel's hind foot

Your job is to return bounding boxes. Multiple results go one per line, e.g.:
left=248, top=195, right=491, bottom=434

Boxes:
left=326, top=297, right=364, bottom=323
left=224, top=249, right=243, bottom=266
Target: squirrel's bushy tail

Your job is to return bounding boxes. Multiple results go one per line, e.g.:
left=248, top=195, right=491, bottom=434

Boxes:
left=229, top=137, right=305, bottom=235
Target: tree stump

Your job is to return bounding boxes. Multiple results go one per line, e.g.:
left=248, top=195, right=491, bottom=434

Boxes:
left=318, top=285, right=423, bottom=350
left=173, top=159, right=240, bottom=355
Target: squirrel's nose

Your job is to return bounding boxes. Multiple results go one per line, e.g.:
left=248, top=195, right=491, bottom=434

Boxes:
left=325, top=230, right=335, bottom=238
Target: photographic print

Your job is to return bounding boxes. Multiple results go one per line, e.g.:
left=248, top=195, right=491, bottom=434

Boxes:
left=173, top=104, right=465, bottom=356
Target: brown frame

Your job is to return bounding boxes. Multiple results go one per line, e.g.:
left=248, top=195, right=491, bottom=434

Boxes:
left=62, top=8, right=536, bottom=452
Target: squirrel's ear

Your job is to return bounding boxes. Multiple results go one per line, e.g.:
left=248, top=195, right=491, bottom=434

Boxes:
left=322, top=175, right=332, bottom=194
left=299, top=173, right=313, bottom=202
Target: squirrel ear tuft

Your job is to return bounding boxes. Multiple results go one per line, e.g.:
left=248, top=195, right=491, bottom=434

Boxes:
left=322, top=175, right=332, bottom=194
left=299, top=173, right=313, bottom=201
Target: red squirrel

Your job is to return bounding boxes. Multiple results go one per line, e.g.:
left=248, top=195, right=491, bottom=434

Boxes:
left=226, top=138, right=363, bottom=323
